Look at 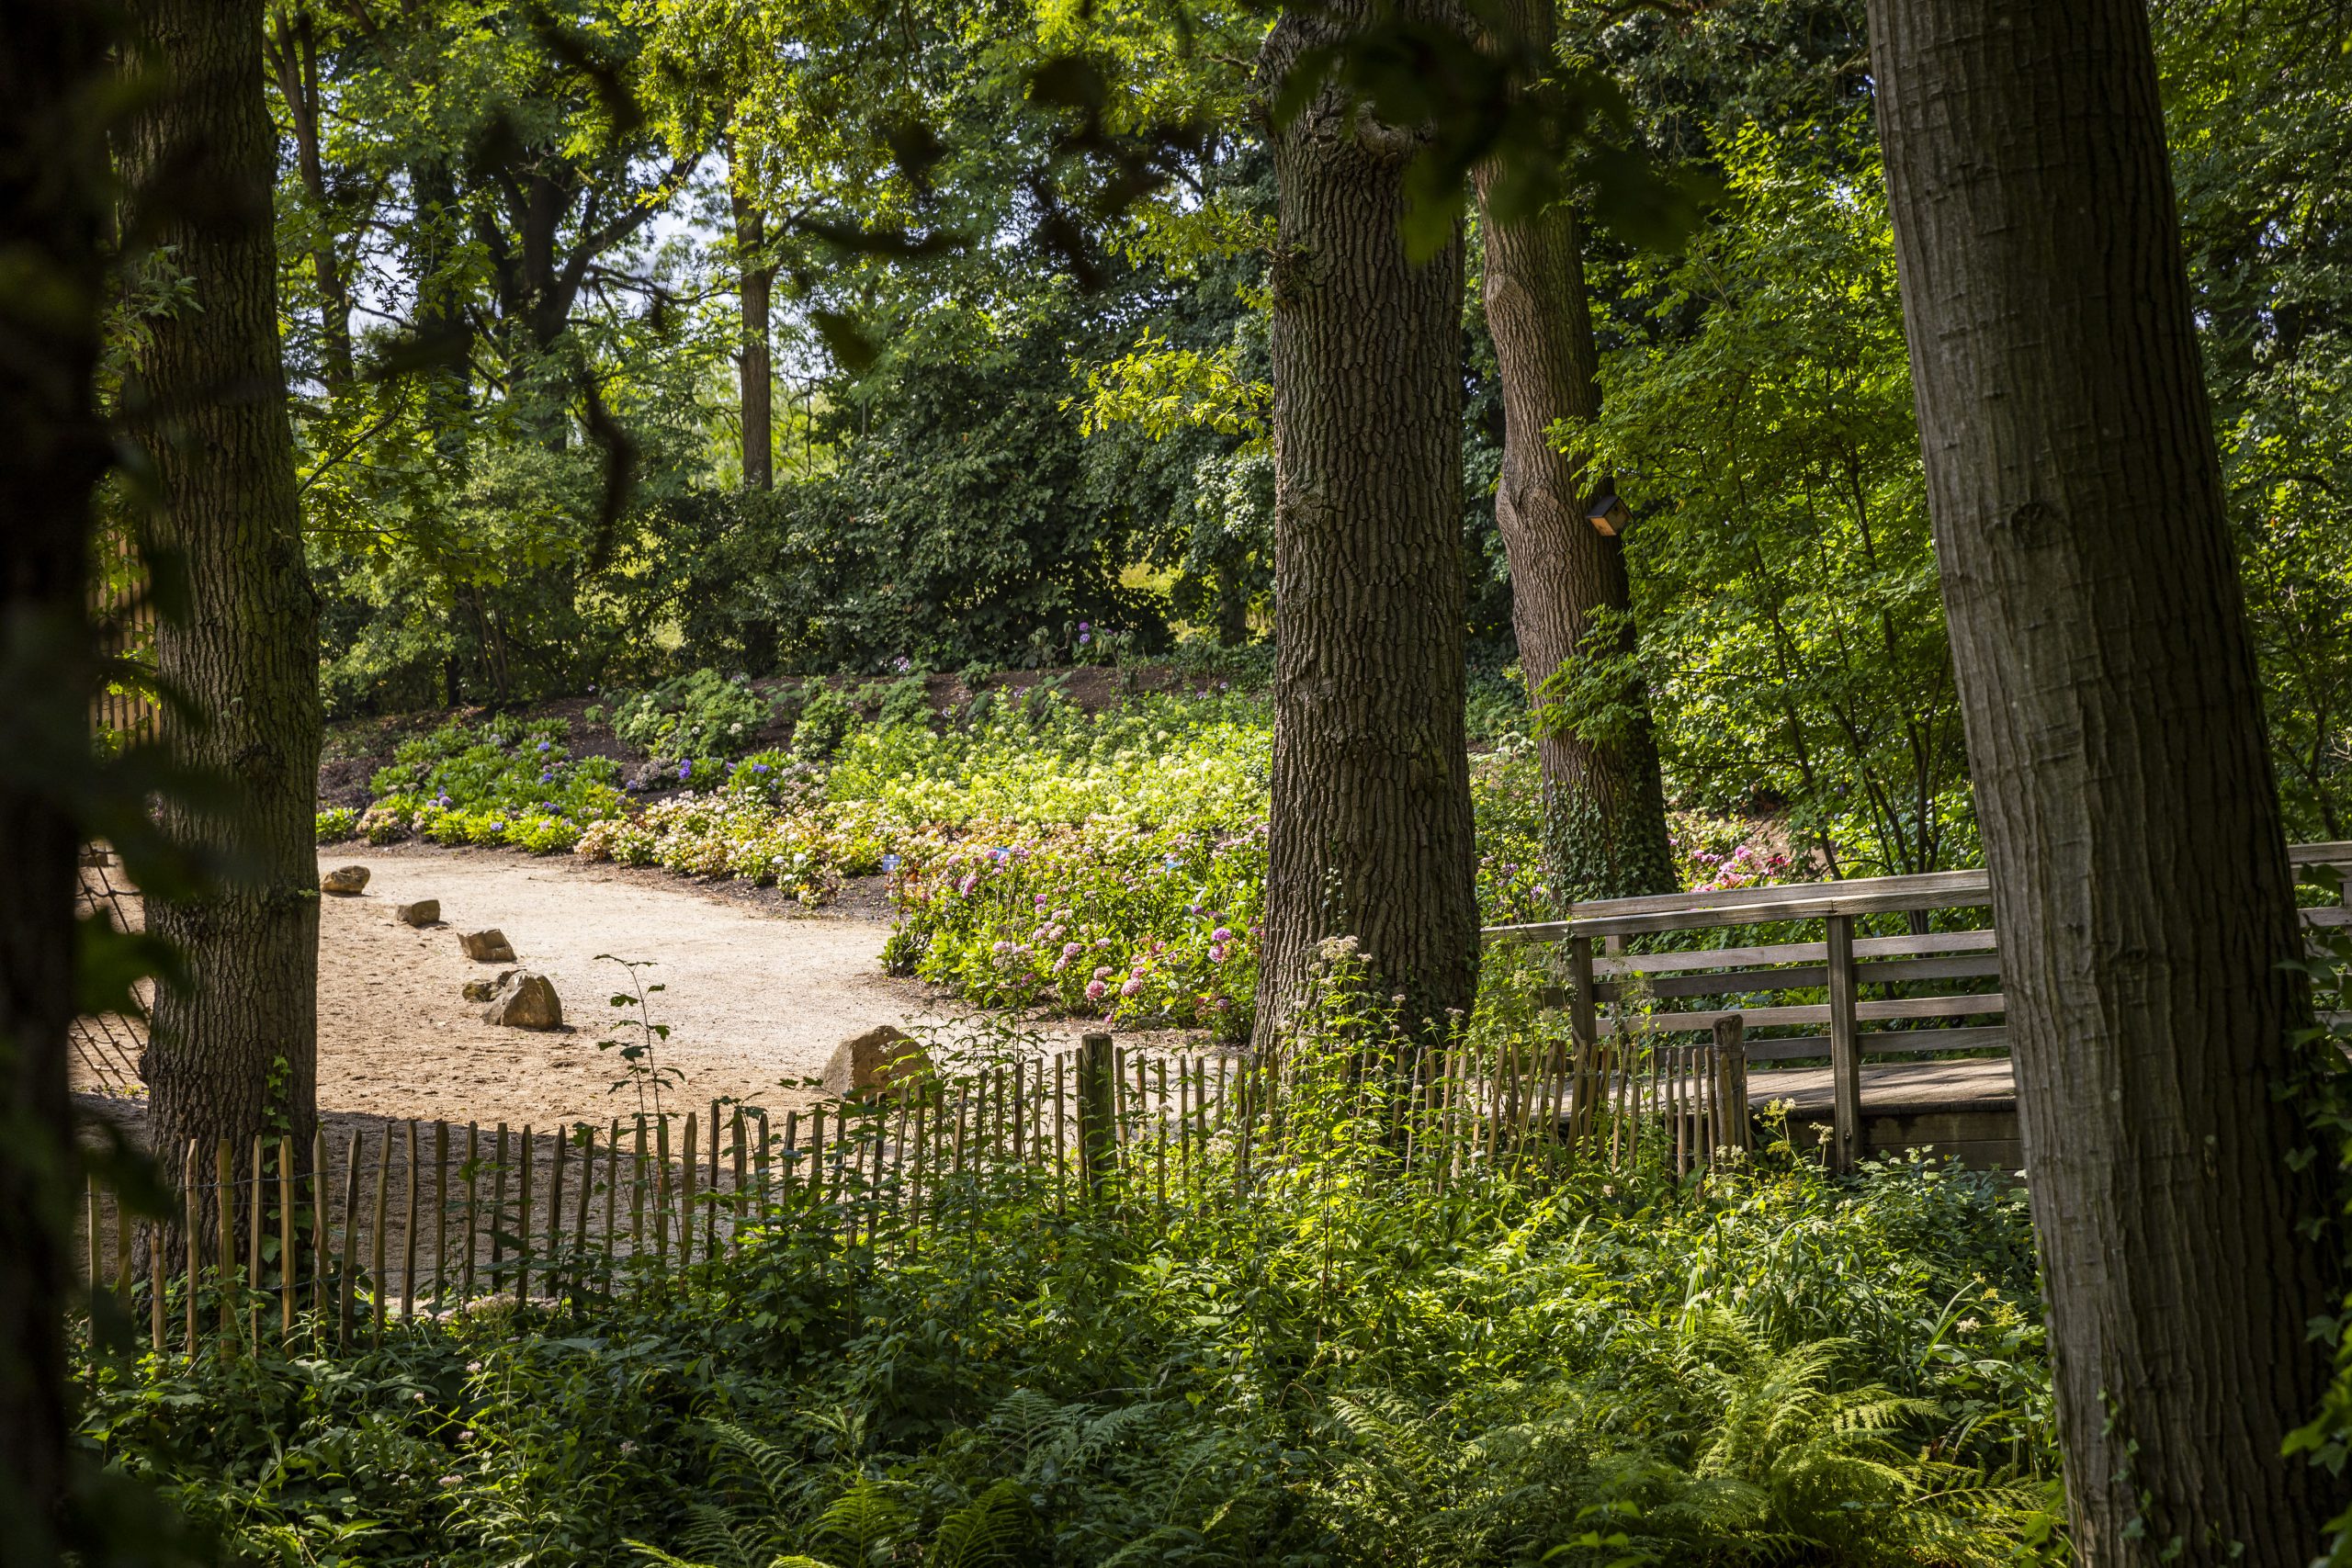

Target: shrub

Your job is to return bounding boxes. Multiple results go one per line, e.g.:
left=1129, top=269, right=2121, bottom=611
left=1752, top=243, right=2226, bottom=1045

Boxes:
left=789, top=680, right=854, bottom=761
left=362, top=718, right=625, bottom=853
left=876, top=674, right=935, bottom=730
left=612, top=669, right=771, bottom=761
left=314, top=806, right=360, bottom=842
left=888, top=818, right=1264, bottom=1040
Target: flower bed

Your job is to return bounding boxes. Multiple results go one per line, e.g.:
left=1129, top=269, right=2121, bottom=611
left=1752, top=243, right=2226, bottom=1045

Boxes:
left=883, top=818, right=1266, bottom=1042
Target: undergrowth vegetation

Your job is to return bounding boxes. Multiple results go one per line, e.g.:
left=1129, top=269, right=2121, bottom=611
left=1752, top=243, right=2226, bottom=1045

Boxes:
left=79, top=975, right=2064, bottom=1566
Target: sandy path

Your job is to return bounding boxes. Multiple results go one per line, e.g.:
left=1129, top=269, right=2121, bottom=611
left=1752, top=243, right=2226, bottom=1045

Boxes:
left=315, top=847, right=954, bottom=1130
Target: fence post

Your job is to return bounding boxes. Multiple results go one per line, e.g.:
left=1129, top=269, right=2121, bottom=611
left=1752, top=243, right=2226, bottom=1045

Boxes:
left=1079, top=1032, right=1116, bottom=1202
left=1826, top=913, right=1862, bottom=1172
left=1712, top=1015, right=1748, bottom=1156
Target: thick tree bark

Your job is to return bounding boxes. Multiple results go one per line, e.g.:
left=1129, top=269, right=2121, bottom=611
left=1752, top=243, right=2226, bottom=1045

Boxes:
left=1252, top=2, right=1479, bottom=1053
left=0, top=5, right=115, bottom=1556
left=1869, top=0, right=2343, bottom=1554
left=125, top=0, right=322, bottom=1185
left=1471, top=7, right=1676, bottom=903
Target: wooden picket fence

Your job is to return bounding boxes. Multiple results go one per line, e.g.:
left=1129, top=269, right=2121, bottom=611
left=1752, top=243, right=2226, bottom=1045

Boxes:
left=73, top=849, right=146, bottom=1096
left=75, top=1027, right=1751, bottom=1356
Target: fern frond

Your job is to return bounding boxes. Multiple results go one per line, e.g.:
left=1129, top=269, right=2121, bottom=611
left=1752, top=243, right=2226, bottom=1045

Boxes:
left=926, top=1478, right=1031, bottom=1568
left=812, top=1477, right=912, bottom=1562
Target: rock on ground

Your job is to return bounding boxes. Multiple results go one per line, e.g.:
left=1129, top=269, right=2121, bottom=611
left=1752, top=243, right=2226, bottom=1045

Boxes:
left=822, top=1024, right=929, bottom=1099
left=461, top=929, right=516, bottom=963
left=396, top=899, right=440, bottom=927
left=321, top=865, right=370, bottom=895
left=481, top=971, right=562, bottom=1030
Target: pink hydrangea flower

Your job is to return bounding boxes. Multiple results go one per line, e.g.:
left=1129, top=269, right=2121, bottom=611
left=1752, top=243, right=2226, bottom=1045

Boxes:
left=1085, top=979, right=1107, bottom=1001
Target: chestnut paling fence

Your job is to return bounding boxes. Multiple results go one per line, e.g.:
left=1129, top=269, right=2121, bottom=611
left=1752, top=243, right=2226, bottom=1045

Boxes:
left=74, top=1028, right=1752, bottom=1358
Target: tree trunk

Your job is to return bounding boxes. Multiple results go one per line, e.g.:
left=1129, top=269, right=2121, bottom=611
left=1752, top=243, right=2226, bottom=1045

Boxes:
left=730, top=159, right=775, bottom=493
left=1868, top=0, right=2342, bottom=1554
left=266, top=6, right=352, bottom=386
left=1471, top=1, right=1676, bottom=902
left=0, top=7, right=115, bottom=1552
left=1252, top=1, right=1479, bottom=1055
left=125, top=0, right=322, bottom=1190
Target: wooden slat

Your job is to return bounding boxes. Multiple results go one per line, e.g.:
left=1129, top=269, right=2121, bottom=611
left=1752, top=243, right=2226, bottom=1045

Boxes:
left=1537, top=866, right=1990, bottom=925
left=1744, top=1025, right=2012, bottom=1063
left=1589, top=927, right=2002, bottom=979
left=1594, top=952, right=2006, bottom=1002
left=2290, top=842, right=2352, bottom=865
left=1602, top=990, right=2005, bottom=1034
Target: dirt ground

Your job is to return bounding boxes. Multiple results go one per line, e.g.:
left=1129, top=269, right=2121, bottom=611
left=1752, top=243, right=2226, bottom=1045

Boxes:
left=303, top=845, right=980, bottom=1130
left=73, top=842, right=1214, bottom=1138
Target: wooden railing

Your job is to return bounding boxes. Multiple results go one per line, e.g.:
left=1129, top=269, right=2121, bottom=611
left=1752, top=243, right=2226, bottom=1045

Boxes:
left=1482, top=841, right=2352, bottom=1169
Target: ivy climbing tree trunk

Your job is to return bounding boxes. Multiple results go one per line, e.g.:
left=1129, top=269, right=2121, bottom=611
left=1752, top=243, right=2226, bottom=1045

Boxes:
left=1472, top=0, right=1675, bottom=903
left=0, top=6, right=115, bottom=1554
left=1869, top=0, right=2342, bottom=1555
left=1251, top=0, right=1479, bottom=1054
left=125, top=0, right=322, bottom=1188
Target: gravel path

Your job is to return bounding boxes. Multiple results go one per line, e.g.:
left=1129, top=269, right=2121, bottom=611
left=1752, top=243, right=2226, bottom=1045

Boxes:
left=313, top=846, right=956, bottom=1131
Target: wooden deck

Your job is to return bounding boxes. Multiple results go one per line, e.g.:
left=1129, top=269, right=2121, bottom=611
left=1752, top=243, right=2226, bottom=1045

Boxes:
left=1750, top=1057, right=2020, bottom=1171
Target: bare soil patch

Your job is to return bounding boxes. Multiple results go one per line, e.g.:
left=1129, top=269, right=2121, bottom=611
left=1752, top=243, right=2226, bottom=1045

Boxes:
left=306, top=846, right=948, bottom=1131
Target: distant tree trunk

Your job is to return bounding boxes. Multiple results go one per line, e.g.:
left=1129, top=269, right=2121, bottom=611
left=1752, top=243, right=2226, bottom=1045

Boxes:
left=0, top=7, right=114, bottom=1554
left=1869, top=0, right=2343, bottom=1554
left=1472, top=0, right=1675, bottom=902
left=730, top=158, right=775, bottom=493
left=125, top=0, right=322, bottom=1189
left=1251, top=1, right=1479, bottom=1054
left=729, top=144, right=782, bottom=676
left=266, top=5, right=352, bottom=386
left=1216, top=564, right=1250, bottom=648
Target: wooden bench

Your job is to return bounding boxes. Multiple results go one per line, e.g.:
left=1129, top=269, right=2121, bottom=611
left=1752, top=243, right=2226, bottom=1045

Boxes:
left=1481, top=842, right=2352, bottom=1171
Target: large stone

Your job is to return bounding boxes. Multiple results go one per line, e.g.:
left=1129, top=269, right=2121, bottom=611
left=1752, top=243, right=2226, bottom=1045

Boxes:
left=395, top=898, right=440, bottom=927
left=821, top=1025, right=928, bottom=1100
left=480, top=971, right=561, bottom=1030
left=460, top=929, right=515, bottom=963
left=321, top=864, right=370, bottom=896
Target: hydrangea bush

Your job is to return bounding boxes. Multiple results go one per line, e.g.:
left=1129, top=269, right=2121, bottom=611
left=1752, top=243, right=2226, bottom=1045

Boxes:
left=886, top=818, right=1267, bottom=1042
left=353, top=718, right=627, bottom=852
left=610, top=669, right=771, bottom=761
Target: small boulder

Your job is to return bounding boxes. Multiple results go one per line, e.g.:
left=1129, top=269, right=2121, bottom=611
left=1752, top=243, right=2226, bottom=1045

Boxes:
left=821, top=1024, right=928, bottom=1100
left=395, top=898, right=440, bottom=927
left=321, top=865, right=370, bottom=896
left=480, top=971, right=562, bottom=1030
left=460, top=977, right=499, bottom=1003
left=460, top=929, right=515, bottom=963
